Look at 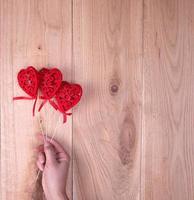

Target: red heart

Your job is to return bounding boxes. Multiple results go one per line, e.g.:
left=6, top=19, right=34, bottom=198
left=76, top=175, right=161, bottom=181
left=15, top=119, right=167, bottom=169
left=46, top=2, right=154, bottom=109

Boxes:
left=17, top=66, right=39, bottom=97
left=39, top=68, right=62, bottom=99
left=14, top=66, right=39, bottom=116
left=55, top=81, right=82, bottom=122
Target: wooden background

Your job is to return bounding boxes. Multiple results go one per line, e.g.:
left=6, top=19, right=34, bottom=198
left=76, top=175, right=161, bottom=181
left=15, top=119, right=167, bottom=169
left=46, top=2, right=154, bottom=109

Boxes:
left=0, top=0, right=194, bottom=199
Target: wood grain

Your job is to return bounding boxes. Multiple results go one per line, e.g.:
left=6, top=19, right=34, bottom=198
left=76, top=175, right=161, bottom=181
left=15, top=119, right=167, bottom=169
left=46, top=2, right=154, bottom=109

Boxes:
left=1, top=0, right=194, bottom=199
left=142, top=0, right=194, bottom=199
left=72, top=0, right=143, bottom=199
left=0, top=0, right=72, bottom=199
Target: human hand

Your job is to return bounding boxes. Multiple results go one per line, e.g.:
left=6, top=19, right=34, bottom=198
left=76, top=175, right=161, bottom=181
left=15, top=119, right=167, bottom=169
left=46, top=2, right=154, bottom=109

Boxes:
left=36, top=135, right=70, bottom=200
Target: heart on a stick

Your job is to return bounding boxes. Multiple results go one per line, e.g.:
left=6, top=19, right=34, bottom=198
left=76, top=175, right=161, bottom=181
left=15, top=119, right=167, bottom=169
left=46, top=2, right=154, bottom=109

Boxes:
left=14, top=66, right=83, bottom=122
left=39, top=68, right=62, bottom=99
left=55, top=81, right=82, bottom=122
left=17, top=66, right=39, bottom=98
left=14, top=66, right=39, bottom=116
left=38, top=68, right=62, bottom=111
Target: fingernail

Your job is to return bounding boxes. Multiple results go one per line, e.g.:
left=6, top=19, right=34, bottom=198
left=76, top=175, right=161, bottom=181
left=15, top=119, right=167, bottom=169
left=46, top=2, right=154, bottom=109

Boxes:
left=38, top=134, right=46, bottom=139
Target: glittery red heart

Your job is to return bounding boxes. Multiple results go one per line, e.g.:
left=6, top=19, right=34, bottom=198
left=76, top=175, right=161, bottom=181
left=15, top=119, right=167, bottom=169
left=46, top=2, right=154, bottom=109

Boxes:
left=55, top=81, right=82, bottom=122
left=39, top=68, right=62, bottom=99
left=17, top=66, right=39, bottom=98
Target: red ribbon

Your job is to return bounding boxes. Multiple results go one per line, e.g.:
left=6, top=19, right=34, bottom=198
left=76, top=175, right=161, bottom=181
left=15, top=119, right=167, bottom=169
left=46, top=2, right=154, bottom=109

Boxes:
left=38, top=97, right=58, bottom=112
left=63, top=112, right=72, bottom=123
left=38, top=96, right=72, bottom=123
left=13, top=96, right=37, bottom=116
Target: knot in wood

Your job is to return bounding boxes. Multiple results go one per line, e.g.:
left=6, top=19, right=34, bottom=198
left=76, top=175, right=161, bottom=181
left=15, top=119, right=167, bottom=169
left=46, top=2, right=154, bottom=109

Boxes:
left=109, top=79, right=120, bottom=96
left=111, top=84, right=119, bottom=93
left=109, top=81, right=120, bottom=96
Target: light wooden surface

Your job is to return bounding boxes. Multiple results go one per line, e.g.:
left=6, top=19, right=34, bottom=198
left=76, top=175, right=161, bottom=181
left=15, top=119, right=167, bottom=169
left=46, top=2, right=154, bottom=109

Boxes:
left=142, top=0, right=194, bottom=199
left=73, top=0, right=142, bottom=199
left=0, top=0, right=194, bottom=200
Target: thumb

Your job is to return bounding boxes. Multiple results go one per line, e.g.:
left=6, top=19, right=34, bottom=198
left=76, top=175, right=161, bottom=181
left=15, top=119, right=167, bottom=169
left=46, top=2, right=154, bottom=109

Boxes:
left=44, top=141, right=57, bottom=165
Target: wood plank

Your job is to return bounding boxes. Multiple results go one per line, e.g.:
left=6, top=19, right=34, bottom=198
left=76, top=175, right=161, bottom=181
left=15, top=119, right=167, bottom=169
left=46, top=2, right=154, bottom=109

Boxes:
left=0, top=0, right=72, bottom=199
left=73, top=0, right=143, bottom=199
left=142, top=0, right=194, bottom=199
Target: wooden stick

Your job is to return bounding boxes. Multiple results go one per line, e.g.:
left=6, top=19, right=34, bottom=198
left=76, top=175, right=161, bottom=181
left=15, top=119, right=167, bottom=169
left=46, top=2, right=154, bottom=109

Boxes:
left=38, top=114, right=45, bottom=142
left=33, top=114, right=45, bottom=187
left=50, top=115, right=61, bottom=142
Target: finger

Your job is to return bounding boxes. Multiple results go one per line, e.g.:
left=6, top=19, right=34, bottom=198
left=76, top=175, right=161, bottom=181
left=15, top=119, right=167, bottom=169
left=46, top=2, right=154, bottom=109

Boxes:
left=56, top=157, right=69, bottom=163
left=38, top=152, right=46, bottom=164
left=38, top=133, right=46, bottom=142
left=39, top=134, right=65, bottom=152
left=39, top=134, right=70, bottom=160
left=36, top=144, right=44, bottom=152
left=56, top=152, right=70, bottom=162
left=46, top=136, right=68, bottom=154
left=44, top=141, right=57, bottom=165
left=36, top=152, right=45, bottom=171
left=36, top=160, right=44, bottom=171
